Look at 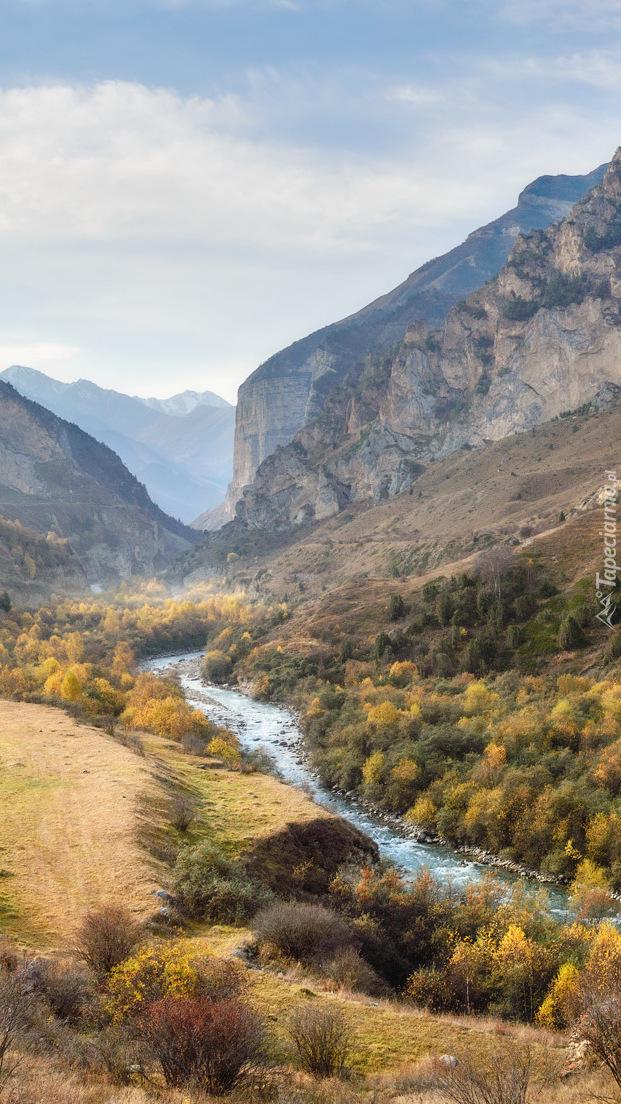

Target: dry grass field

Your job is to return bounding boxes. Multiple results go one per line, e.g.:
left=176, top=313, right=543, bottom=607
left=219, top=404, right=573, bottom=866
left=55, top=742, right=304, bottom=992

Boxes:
left=0, top=701, right=161, bottom=946
left=0, top=700, right=343, bottom=949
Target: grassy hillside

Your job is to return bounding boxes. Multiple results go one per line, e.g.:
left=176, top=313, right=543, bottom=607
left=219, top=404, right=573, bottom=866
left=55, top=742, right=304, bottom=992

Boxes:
left=0, top=699, right=593, bottom=1104
left=0, top=697, right=363, bottom=949
left=0, top=701, right=160, bottom=945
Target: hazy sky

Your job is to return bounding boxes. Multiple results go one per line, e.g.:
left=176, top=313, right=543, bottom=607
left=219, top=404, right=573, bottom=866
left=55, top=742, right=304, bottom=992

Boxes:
left=0, top=0, right=620, bottom=402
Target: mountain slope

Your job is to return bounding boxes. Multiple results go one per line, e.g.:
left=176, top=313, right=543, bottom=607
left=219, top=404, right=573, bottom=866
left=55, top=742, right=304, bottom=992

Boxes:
left=232, top=148, right=621, bottom=531
left=222, top=162, right=607, bottom=522
left=0, top=381, right=200, bottom=590
left=0, top=367, right=235, bottom=523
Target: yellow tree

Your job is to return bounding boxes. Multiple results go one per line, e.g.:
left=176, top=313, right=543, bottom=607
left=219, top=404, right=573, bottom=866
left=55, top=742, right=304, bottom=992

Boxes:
left=60, top=669, right=82, bottom=703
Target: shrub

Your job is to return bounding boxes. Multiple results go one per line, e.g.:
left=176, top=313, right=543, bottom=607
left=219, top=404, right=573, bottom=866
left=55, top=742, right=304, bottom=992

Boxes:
left=502, top=296, right=538, bottom=322
left=324, top=946, right=385, bottom=995
left=287, top=1005, right=355, bottom=1079
left=142, top=995, right=266, bottom=1093
left=25, top=959, right=94, bottom=1024
left=430, top=1045, right=535, bottom=1104
left=203, top=650, right=234, bottom=683
left=252, top=902, right=354, bottom=966
left=388, top=593, right=407, bottom=620
left=169, top=793, right=196, bottom=832
left=541, top=273, right=587, bottom=309
left=104, top=942, right=236, bottom=1023
left=174, top=841, right=273, bottom=922
left=0, top=969, right=32, bottom=1091
left=558, top=615, right=586, bottom=650
left=74, top=906, right=142, bottom=978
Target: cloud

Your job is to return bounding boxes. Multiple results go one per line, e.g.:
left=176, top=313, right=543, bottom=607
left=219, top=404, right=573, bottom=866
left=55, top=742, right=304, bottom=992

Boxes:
left=0, top=74, right=615, bottom=400
left=497, top=0, right=621, bottom=30
left=0, top=341, right=83, bottom=370
left=0, top=79, right=504, bottom=258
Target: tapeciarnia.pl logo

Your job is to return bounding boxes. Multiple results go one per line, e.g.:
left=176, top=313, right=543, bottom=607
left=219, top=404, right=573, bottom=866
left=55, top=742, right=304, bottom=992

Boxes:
left=595, top=469, right=619, bottom=630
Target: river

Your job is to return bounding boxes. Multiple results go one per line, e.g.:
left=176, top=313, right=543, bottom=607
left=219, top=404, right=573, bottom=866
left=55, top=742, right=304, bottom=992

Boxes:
left=145, top=651, right=569, bottom=918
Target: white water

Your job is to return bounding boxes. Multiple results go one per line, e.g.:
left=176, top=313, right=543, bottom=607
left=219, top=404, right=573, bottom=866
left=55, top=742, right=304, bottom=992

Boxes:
left=145, top=651, right=569, bottom=916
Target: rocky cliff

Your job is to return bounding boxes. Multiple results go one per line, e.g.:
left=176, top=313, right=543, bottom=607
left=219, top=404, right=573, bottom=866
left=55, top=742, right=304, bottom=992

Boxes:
left=221, top=162, right=606, bottom=525
left=235, top=148, right=621, bottom=531
left=0, top=382, right=201, bottom=590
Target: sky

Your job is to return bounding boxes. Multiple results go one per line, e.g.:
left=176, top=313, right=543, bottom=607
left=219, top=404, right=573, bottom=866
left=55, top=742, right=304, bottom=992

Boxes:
left=0, top=1, right=620, bottom=402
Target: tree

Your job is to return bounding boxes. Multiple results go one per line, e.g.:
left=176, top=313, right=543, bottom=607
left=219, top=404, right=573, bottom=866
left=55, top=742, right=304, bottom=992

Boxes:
left=60, top=669, right=82, bottom=703
left=0, top=592, right=11, bottom=614
left=475, top=546, right=515, bottom=600
left=558, top=616, right=586, bottom=650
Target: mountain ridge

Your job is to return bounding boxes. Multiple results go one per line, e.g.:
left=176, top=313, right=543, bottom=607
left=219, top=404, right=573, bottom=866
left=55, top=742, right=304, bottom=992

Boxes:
left=219, top=161, right=607, bottom=526
left=0, top=366, right=236, bottom=522
left=229, top=148, right=621, bottom=532
left=0, top=380, right=200, bottom=592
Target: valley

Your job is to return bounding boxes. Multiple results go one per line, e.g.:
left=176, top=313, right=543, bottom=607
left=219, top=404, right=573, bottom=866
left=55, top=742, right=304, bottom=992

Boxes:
left=3, top=147, right=621, bottom=1104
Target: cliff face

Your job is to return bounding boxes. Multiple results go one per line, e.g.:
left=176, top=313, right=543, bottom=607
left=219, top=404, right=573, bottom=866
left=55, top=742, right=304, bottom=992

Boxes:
left=220, top=163, right=606, bottom=524
left=0, top=382, right=200, bottom=589
left=236, top=148, right=621, bottom=531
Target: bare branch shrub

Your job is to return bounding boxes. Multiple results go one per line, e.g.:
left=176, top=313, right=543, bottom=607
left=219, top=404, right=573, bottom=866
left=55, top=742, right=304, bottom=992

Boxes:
left=287, top=1005, right=355, bottom=1079
left=22, top=959, right=94, bottom=1024
left=253, top=902, right=354, bottom=966
left=430, top=1046, right=539, bottom=1104
left=193, top=955, right=245, bottom=1001
left=169, top=793, right=197, bottom=832
left=0, top=940, right=19, bottom=975
left=324, top=946, right=386, bottom=996
left=74, top=905, right=142, bottom=978
left=578, top=988, right=621, bottom=1092
left=142, top=995, right=266, bottom=1093
left=82, top=1024, right=144, bottom=1085
left=0, top=970, right=31, bottom=1092
left=181, top=732, right=207, bottom=756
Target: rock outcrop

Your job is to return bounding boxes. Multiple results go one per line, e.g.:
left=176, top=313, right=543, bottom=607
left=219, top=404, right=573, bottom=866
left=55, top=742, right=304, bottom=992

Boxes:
left=0, top=382, right=201, bottom=589
left=235, top=148, right=621, bottom=531
left=221, top=162, right=606, bottom=524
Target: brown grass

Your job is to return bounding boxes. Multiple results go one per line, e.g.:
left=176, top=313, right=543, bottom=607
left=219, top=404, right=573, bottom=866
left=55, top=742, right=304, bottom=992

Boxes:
left=0, top=701, right=160, bottom=946
left=0, top=700, right=347, bottom=949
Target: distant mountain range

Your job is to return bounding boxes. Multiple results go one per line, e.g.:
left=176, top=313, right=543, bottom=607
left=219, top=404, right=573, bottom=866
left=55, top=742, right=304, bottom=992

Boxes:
left=0, top=366, right=235, bottom=524
left=0, top=380, right=200, bottom=596
left=219, top=161, right=607, bottom=526
left=139, top=389, right=231, bottom=416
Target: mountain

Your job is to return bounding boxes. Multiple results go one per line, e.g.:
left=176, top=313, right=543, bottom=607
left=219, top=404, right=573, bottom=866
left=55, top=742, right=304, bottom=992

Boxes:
left=0, top=367, right=235, bottom=523
left=0, top=381, right=200, bottom=593
left=229, top=147, right=621, bottom=531
left=220, top=162, right=607, bottom=525
left=138, top=389, right=231, bottom=415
